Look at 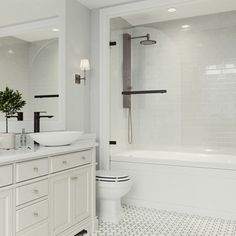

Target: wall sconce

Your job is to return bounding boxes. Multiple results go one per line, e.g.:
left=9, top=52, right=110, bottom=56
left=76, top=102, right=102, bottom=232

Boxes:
left=75, top=59, right=90, bottom=85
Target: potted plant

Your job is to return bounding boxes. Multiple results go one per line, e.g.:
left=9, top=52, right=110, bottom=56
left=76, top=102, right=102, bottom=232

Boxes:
left=0, top=87, right=26, bottom=149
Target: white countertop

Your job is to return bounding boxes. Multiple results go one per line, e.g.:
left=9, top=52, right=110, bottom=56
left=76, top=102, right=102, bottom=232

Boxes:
left=0, top=134, right=98, bottom=166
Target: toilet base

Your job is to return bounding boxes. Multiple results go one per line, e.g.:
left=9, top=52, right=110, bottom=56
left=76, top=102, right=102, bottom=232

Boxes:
left=97, top=198, right=123, bottom=224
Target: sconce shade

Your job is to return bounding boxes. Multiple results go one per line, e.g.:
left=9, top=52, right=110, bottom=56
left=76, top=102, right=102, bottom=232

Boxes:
left=80, top=59, right=90, bottom=71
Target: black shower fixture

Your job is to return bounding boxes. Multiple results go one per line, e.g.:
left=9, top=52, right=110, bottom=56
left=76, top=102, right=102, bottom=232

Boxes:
left=122, top=33, right=166, bottom=144
left=131, top=33, right=157, bottom=45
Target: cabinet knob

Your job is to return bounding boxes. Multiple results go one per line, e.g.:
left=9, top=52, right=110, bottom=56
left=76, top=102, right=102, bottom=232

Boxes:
left=33, top=212, right=39, bottom=217
left=33, top=189, right=39, bottom=194
left=62, top=161, right=67, bottom=165
left=81, top=156, right=86, bottom=160
left=33, top=167, right=39, bottom=172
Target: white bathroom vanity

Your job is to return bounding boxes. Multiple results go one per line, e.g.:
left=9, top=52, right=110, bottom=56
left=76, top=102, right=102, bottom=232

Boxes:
left=0, top=136, right=97, bottom=236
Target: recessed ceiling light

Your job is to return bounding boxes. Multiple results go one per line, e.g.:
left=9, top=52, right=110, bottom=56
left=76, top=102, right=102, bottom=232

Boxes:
left=8, top=49, right=14, bottom=54
left=168, top=8, right=177, bottom=13
left=52, top=28, right=60, bottom=32
left=181, top=24, right=191, bottom=29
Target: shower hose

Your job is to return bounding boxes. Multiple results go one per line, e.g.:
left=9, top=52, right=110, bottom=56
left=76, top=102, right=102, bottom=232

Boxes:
left=128, top=107, right=133, bottom=144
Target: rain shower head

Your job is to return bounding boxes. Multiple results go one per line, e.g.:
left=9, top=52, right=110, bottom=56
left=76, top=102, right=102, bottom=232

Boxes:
left=131, top=33, right=157, bottom=45
left=140, top=34, right=157, bottom=45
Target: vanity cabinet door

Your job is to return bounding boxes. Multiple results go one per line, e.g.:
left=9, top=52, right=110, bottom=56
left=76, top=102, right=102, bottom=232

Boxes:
left=71, top=166, right=91, bottom=224
left=50, top=172, right=71, bottom=235
left=50, top=166, right=92, bottom=235
left=0, top=189, right=13, bottom=236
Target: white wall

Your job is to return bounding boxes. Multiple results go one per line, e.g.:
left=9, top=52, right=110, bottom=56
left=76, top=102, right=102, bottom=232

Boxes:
left=110, top=26, right=182, bottom=151
left=130, top=26, right=182, bottom=149
left=110, top=11, right=236, bottom=152
left=65, top=0, right=91, bottom=132
left=90, top=10, right=100, bottom=137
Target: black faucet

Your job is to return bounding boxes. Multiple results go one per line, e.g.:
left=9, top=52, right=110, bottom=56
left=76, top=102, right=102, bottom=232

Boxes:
left=34, top=112, right=54, bottom=133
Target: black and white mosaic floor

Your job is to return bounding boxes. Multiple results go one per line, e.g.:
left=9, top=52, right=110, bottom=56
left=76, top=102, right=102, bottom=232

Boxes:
left=94, top=205, right=236, bottom=236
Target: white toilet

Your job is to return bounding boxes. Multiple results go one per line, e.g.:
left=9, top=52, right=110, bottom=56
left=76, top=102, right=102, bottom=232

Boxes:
left=96, top=170, right=132, bottom=224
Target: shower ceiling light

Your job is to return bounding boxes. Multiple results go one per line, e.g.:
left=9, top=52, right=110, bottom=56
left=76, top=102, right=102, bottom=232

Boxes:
left=8, top=49, right=14, bottom=54
left=168, top=8, right=177, bottom=13
left=181, top=24, right=191, bottom=29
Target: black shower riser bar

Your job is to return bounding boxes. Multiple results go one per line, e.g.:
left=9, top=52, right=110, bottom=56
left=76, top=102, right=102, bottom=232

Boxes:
left=122, top=90, right=167, bottom=95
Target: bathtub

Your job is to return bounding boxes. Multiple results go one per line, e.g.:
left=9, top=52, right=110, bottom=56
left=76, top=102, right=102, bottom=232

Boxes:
left=111, top=150, right=236, bottom=220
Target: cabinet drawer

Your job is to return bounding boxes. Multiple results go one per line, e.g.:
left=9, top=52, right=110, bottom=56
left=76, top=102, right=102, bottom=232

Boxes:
left=16, top=180, right=48, bottom=206
left=17, top=223, right=49, bottom=236
left=16, top=200, right=48, bottom=232
left=50, top=150, right=92, bottom=173
left=16, top=158, right=49, bottom=182
left=0, top=165, right=13, bottom=188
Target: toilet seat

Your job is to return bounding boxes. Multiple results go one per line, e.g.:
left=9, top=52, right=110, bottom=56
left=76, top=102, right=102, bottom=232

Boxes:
left=96, top=170, right=130, bottom=183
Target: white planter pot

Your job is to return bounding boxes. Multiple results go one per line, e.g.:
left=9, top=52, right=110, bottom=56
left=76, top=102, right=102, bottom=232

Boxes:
left=0, top=133, right=16, bottom=149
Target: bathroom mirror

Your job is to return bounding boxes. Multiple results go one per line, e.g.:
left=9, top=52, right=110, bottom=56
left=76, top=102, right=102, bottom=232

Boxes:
left=0, top=17, right=65, bottom=133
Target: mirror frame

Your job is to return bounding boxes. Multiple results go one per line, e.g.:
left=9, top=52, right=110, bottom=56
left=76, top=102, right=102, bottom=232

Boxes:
left=0, top=16, right=66, bottom=133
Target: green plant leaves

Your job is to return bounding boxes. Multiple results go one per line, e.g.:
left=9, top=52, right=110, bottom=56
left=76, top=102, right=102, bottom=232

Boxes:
left=0, top=87, right=26, bottom=116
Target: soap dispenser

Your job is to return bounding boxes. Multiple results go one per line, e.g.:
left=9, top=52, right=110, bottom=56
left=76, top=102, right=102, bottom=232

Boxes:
left=20, top=128, right=27, bottom=147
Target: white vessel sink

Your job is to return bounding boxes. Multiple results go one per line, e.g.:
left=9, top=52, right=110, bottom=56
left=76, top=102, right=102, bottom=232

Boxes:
left=29, top=131, right=83, bottom=146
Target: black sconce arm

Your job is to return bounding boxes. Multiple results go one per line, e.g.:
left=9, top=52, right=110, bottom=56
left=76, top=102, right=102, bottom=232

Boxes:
left=75, top=70, right=87, bottom=84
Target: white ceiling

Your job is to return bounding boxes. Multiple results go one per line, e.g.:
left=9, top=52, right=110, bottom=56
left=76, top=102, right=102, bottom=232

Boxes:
left=15, top=27, right=60, bottom=42
left=122, top=0, right=236, bottom=26
left=147, top=10, right=236, bottom=34
left=77, top=0, right=144, bottom=9
left=0, top=0, right=62, bottom=28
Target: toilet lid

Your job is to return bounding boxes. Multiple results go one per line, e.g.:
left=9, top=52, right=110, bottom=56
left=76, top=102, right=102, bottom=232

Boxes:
left=96, top=170, right=130, bottom=182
